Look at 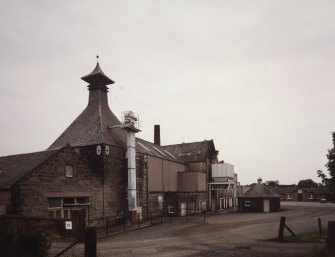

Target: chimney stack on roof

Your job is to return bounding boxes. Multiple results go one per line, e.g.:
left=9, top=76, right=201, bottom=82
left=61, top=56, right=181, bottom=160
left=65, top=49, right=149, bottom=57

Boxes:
left=154, top=125, right=161, bottom=146
left=257, top=178, right=262, bottom=184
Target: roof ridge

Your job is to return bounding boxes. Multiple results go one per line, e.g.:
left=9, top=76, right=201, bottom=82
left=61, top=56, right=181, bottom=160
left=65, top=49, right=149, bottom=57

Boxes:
left=162, top=139, right=213, bottom=147
left=0, top=147, right=62, bottom=159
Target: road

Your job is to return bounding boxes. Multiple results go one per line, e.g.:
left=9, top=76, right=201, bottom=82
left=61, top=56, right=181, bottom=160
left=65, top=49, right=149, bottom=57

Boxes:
left=97, top=202, right=335, bottom=257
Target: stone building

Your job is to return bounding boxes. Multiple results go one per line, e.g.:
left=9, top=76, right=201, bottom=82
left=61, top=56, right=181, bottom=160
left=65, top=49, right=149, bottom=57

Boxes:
left=274, top=186, right=332, bottom=202
left=238, top=178, right=280, bottom=212
left=0, top=61, right=231, bottom=222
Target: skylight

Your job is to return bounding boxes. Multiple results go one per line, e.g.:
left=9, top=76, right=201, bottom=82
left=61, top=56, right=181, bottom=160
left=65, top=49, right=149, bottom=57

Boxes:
left=164, top=150, right=177, bottom=159
left=179, top=152, right=191, bottom=157
left=153, top=146, right=167, bottom=157
left=137, top=142, right=151, bottom=152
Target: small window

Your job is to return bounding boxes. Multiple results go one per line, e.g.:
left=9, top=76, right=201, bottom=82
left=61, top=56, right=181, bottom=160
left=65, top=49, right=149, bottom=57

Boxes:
left=48, top=198, right=62, bottom=208
left=76, top=197, right=89, bottom=205
left=245, top=200, right=251, bottom=207
left=116, top=210, right=123, bottom=218
left=190, top=202, right=195, bottom=213
left=65, top=165, right=73, bottom=178
left=158, top=195, right=163, bottom=209
left=201, top=201, right=206, bottom=211
left=287, top=194, right=292, bottom=200
left=168, top=205, right=175, bottom=214
left=63, top=197, right=75, bottom=206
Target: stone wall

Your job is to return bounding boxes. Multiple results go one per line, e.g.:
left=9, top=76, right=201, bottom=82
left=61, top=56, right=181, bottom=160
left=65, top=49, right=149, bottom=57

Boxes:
left=0, top=190, right=11, bottom=215
left=11, top=147, right=103, bottom=219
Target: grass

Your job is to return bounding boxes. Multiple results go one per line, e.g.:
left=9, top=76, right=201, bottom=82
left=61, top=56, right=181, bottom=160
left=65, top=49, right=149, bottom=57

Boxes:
left=306, top=246, right=335, bottom=257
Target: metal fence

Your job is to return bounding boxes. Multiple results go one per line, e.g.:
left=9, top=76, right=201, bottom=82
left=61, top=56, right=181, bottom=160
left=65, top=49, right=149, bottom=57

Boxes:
left=87, top=210, right=207, bottom=237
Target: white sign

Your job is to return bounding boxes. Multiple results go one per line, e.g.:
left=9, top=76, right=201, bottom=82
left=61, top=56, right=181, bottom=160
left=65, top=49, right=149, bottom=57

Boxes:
left=65, top=221, right=72, bottom=230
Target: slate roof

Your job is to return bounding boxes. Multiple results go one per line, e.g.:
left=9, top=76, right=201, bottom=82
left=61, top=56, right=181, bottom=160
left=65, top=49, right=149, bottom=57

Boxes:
left=48, top=63, right=127, bottom=149
left=136, top=138, right=182, bottom=163
left=0, top=149, right=60, bottom=189
left=239, top=183, right=280, bottom=198
left=81, top=62, right=114, bottom=86
left=273, top=186, right=330, bottom=195
left=162, top=140, right=216, bottom=162
left=48, top=100, right=127, bottom=149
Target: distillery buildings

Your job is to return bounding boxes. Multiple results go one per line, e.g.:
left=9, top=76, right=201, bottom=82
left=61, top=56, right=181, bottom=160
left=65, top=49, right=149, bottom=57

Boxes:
left=0, top=61, right=239, bottom=223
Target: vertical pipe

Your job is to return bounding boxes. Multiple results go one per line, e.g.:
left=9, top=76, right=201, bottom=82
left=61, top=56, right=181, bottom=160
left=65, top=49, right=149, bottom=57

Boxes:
left=127, top=131, right=137, bottom=211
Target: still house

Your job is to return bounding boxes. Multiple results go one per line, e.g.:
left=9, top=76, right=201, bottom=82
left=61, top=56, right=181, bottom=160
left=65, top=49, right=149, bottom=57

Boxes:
left=238, top=178, right=280, bottom=212
left=0, top=61, right=237, bottom=223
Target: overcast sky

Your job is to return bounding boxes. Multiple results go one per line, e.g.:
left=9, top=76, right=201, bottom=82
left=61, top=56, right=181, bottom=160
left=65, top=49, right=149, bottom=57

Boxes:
left=1, top=0, right=335, bottom=185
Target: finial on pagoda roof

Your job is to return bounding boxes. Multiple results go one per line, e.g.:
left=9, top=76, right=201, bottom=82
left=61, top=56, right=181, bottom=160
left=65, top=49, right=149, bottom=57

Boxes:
left=81, top=56, right=115, bottom=89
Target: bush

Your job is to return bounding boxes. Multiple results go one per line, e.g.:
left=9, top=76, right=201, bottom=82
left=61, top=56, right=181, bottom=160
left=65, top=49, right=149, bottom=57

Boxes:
left=0, top=219, right=50, bottom=257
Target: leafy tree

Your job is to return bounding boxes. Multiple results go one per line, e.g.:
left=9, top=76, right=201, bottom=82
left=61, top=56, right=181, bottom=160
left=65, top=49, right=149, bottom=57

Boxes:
left=317, top=131, right=335, bottom=192
left=265, top=180, right=279, bottom=187
left=297, top=179, right=318, bottom=188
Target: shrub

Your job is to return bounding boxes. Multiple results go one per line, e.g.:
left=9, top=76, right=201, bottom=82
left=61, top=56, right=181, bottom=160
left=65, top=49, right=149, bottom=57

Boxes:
left=0, top=219, right=50, bottom=257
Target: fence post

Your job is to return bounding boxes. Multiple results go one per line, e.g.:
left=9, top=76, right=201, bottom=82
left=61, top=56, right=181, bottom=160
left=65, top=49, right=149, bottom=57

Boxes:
left=203, top=210, right=206, bottom=223
left=161, top=210, right=163, bottom=224
left=123, top=216, right=126, bottom=232
left=318, top=218, right=323, bottom=236
left=84, top=227, right=97, bottom=257
left=326, top=221, right=335, bottom=250
left=278, top=216, right=286, bottom=240
left=106, top=218, right=109, bottom=235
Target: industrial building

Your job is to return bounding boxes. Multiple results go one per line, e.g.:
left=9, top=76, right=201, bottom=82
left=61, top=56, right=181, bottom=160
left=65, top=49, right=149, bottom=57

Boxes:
left=0, top=61, right=238, bottom=223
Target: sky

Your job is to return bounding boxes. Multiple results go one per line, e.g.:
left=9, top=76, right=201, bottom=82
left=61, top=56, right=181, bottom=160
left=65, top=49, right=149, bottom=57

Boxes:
left=1, top=0, right=335, bottom=185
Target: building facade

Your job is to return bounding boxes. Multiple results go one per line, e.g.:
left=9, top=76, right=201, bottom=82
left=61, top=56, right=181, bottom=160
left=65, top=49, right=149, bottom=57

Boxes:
left=0, top=61, right=235, bottom=223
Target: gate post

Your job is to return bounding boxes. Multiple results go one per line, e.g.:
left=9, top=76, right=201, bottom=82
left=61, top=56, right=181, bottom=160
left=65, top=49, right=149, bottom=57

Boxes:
left=326, top=221, right=335, bottom=250
left=85, top=227, right=97, bottom=257
left=278, top=216, right=286, bottom=240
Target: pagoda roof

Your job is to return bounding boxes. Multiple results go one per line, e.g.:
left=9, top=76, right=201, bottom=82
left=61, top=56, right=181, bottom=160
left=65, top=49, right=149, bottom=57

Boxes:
left=81, top=62, right=114, bottom=86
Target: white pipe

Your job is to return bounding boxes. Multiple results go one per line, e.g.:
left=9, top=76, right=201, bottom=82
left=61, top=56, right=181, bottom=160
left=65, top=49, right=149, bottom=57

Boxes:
left=127, top=131, right=137, bottom=211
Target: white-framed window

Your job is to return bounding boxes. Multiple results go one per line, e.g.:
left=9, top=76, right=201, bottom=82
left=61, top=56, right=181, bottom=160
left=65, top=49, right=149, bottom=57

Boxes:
left=245, top=200, right=251, bottom=207
left=65, top=165, right=73, bottom=178
left=190, top=202, right=195, bottom=213
left=168, top=205, right=175, bottom=214
left=158, top=195, right=163, bottom=210
left=201, top=201, right=206, bottom=210
left=287, top=194, right=292, bottom=200
left=48, top=197, right=89, bottom=218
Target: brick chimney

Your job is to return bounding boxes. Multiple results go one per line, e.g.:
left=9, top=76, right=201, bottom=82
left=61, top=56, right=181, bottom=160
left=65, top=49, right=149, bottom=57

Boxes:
left=154, top=125, right=161, bottom=146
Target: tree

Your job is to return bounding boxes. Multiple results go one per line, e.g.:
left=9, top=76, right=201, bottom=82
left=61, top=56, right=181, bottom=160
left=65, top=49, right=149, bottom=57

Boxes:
left=317, top=132, right=335, bottom=192
left=265, top=180, right=279, bottom=187
left=297, top=179, right=318, bottom=188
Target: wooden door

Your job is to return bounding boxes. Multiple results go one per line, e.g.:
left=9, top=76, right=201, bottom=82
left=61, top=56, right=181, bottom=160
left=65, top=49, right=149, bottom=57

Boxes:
left=263, top=199, right=270, bottom=213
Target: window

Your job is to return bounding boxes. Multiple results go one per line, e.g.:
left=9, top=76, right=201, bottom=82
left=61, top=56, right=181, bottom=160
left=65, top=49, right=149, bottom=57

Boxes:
left=116, top=210, right=123, bottom=219
left=65, top=165, right=73, bottom=178
left=77, top=197, right=89, bottom=205
left=308, top=194, right=314, bottom=200
left=168, top=205, right=175, bottom=214
left=245, top=200, right=251, bottom=207
left=158, top=195, right=163, bottom=210
left=48, top=197, right=90, bottom=219
left=190, top=203, right=195, bottom=213
left=287, top=194, right=292, bottom=200
left=201, top=201, right=206, bottom=211
left=48, top=198, right=62, bottom=208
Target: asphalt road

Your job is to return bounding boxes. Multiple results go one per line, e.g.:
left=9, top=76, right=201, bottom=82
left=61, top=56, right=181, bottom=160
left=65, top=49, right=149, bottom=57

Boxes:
left=97, top=202, right=335, bottom=257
